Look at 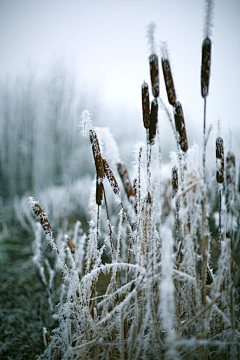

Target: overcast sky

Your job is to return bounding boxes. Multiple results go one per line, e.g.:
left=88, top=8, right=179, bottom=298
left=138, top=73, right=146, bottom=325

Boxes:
left=0, top=0, right=240, bottom=159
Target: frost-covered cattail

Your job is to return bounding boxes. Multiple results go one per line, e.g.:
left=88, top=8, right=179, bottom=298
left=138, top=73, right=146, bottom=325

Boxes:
left=147, top=22, right=159, bottom=98
left=28, top=198, right=52, bottom=237
left=67, top=237, right=75, bottom=254
left=161, top=44, right=176, bottom=106
left=149, top=98, right=158, bottom=145
left=172, top=166, right=178, bottom=197
left=216, top=137, right=224, bottom=183
left=117, top=162, right=135, bottom=205
left=201, top=37, right=212, bottom=98
left=142, top=82, right=150, bottom=129
left=103, top=158, right=120, bottom=196
left=173, top=101, right=188, bottom=152
left=201, top=0, right=214, bottom=98
left=226, top=152, right=236, bottom=217
left=149, top=54, right=159, bottom=98
left=89, top=129, right=105, bottom=205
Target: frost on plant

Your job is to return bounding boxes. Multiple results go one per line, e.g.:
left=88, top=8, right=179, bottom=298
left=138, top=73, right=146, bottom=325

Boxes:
left=78, top=109, right=93, bottom=137
left=26, top=5, right=239, bottom=359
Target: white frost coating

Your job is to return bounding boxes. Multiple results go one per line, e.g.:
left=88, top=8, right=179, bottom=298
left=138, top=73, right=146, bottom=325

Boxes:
left=160, top=41, right=169, bottom=60
left=160, top=184, right=180, bottom=359
left=97, top=127, right=121, bottom=166
left=78, top=110, right=93, bottom=137
left=203, top=0, right=215, bottom=38
left=146, top=21, right=157, bottom=54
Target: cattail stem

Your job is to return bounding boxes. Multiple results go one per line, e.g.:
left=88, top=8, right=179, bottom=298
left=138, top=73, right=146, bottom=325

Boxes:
left=202, top=97, right=208, bottom=308
left=218, top=185, right=222, bottom=249
left=103, top=188, right=116, bottom=261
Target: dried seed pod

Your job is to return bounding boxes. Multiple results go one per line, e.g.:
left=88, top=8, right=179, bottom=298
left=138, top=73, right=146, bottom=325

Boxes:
left=89, top=129, right=105, bottom=179
left=216, top=137, right=224, bottom=183
left=172, top=166, right=178, bottom=197
left=31, top=202, right=52, bottom=237
left=149, top=98, right=158, bottom=145
left=142, top=82, right=150, bottom=129
left=66, top=237, right=75, bottom=254
left=89, top=129, right=105, bottom=205
left=103, top=158, right=120, bottom=195
left=161, top=58, right=176, bottom=106
left=117, top=162, right=135, bottom=205
left=226, top=152, right=236, bottom=216
left=96, top=180, right=104, bottom=206
left=173, top=101, right=188, bottom=153
left=201, top=37, right=211, bottom=98
left=149, top=54, right=159, bottom=98
left=133, top=178, right=137, bottom=196
left=45, top=332, right=51, bottom=344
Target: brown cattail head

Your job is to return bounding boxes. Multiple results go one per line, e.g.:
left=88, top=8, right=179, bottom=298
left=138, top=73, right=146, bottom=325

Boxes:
left=117, top=162, right=135, bottom=205
left=149, top=98, right=158, bottom=145
left=142, top=82, right=150, bottom=129
left=67, top=237, right=75, bottom=254
left=226, top=152, right=236, bottom=216
left=45, top=332, right=51, bottom=344
left=102, top=158, right=120, bottom=196
left=216, top=137, right=224, bottom=183
left=89, top=129, right=105, bottom=179
left=173, top=101, right=188, bottom=153
left=201, top=37, right=212, bottom=98
left=172, top=166, right=178, bottom=197
left=149, top=54, right=159, bottom=98
left=133, top=178, right=137, bottom=196
left=96, top=180, right=104, bottom=206
left=161, top=58, right=176, bottom=106
left=89, top=129, right=105, bottom=205
left=31, top=201, right=52, bottom=237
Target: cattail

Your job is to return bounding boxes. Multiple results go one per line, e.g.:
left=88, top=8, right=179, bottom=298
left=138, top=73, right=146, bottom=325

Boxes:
left=172, top=166, right=178, bottom=197
left=102, top=158, right=120, bottom=196
left=67, top=237, right=75, bottom=254
left=226, top=152, right=236, bottom=217
left=161, top=57, right=176, bottom=106
left=149, top=54, right=159, bottom=98
left=89, top=129, right=105, bottom=205
left=201, top=37, right=212, bottom=98
left=117, top=162, right=135, bottom=205
left=29, top=199, right=52, bottom=237
left=142, top=82, right=150, bottom=129
left=173, top=101, right=188, bottom=152
left=149, top=98, right=158, bottom=145
left=216, top=137, right=224, bottom=183
left=133, top=178, right=137, bottom=196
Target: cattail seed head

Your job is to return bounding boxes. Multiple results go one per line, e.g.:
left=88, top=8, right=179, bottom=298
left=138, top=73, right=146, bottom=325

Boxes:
left=67, top=237, right=75, bottom=254
left=173, top=101, right=188, bottom=153
left=89, top=129, right=105, bottom=179
left=149, top=98, right=158, bottom=145
left=28, top=199, right=52, bottom=237
left=103, top=158, right=120, bottom=195
left=216, top=137, right=224, bottom=183
left=89, top=129, right=105, bottom=205
left=201, top=37, right=212, bottom=98
left=161, top=58, right=176, bottom=106
left=226, top=152, right=236, bottom=216
left=149, top=54, right=159, bottom=98
left=142, top=82, right=150, bottom=129
left=117, top=162, right=135, bottom=205
left=172, top=166, right=178, bottom=197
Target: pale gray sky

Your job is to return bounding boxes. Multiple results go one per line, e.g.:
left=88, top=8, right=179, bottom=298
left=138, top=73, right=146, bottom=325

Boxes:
left=0, top=0, right=240, bottom=157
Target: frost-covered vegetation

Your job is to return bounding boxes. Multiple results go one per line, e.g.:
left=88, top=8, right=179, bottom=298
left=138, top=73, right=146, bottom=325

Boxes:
left=1, top=1, right=239, bottom=359
left=19, top=1, right=240, bottom=358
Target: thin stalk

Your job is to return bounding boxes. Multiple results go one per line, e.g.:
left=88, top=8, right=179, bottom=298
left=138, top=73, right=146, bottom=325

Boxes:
left=202, top=97, right=208, bottom=307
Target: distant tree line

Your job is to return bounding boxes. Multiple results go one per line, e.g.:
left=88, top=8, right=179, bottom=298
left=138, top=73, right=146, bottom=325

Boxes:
left=0, top=61, right=99, bottom=203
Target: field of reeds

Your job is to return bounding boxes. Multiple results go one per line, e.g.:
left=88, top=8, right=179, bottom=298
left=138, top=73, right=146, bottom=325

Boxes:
left=1, top=1, right=239, bottom=359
